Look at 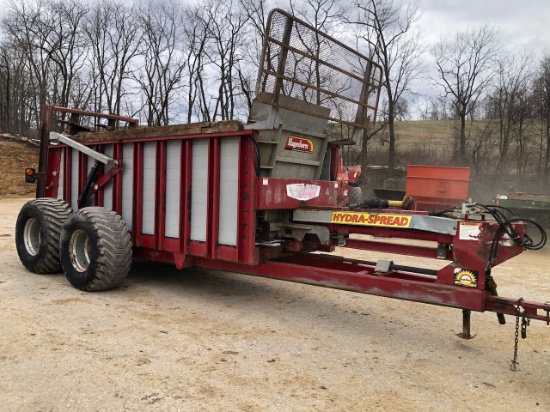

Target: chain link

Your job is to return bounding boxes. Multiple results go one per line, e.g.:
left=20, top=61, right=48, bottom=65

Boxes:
left=510, top=298, right=525, bottom=372
left=510, top=311, right=520, bottom=371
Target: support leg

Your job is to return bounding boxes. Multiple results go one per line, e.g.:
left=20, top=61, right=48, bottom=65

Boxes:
left=460, top=309, right=472, bottom=339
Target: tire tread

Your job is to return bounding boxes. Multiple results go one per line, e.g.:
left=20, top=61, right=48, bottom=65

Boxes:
left=62, top=207, right=132, bottom=291
left=15, top=198, right=72, bottom=273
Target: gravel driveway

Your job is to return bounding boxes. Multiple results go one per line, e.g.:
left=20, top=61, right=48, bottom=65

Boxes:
left=1, top=197, right=549, bottom=411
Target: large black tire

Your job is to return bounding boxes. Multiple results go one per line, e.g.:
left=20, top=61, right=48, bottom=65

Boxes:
left=15, top=198, right=72, bottom=274
left=59, top=207, right=132, bottom=291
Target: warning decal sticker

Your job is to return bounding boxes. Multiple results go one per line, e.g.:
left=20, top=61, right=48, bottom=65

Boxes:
left=459, top=222, right=481, bottom=241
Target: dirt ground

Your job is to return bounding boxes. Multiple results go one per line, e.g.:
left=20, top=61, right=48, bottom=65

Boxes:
left=0, top=197, right=549, bottom=411
left=1, top=135, right=549, bottom=411
left=0, top=135, right=39, bottom=197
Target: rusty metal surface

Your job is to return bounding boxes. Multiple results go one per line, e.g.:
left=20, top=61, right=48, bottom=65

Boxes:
left=195, top=255, right=486, bottom=312
left=256, top=178, right=340, bottom=209
left=36, top=105, right=53, bottom=198
left=257, top=9, right=383, bottom=130
left=50, top=106, right=139, bottom=128
left=485, top=296, right=550, bottom=323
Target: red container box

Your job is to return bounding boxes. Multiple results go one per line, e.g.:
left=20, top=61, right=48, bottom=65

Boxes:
left=405, top=165, right=470, bottom=211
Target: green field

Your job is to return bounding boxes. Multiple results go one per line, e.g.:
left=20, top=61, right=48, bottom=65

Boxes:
left=394, top=120, right=456, bottom=147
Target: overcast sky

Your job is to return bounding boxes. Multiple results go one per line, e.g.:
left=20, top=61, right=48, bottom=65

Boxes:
left=417, top=0, right=550, bottom=54
left=0, top=0, right=547, bottom=54
left=0, top=0, right=547, bottom=116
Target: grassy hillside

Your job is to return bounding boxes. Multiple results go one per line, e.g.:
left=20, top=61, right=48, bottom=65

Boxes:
left=393, top=120, right=456, bottom=148
left=359, top=118, right=549, bottom=201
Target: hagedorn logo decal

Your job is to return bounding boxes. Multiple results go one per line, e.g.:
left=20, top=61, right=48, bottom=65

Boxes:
left=285, top=136, right=314, bottom=153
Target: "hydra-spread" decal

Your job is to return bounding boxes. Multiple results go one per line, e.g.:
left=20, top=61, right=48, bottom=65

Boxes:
left=331, top=212, right=412, bottom=228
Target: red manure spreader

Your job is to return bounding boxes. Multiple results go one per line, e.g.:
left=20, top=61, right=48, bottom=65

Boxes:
left=15, top=9, right=549, bottom=369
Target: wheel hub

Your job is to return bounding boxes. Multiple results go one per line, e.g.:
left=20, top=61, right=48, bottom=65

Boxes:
left=69, top=229, right=91, bottom=272
left=24, top=218, right=41, bottom=256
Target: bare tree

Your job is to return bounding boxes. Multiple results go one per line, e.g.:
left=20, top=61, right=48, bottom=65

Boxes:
left=182, top=5, right=210, bottom=122
left=237, top=0, right=273, bottom=110
left=239, top=0, right=271, bottom=60
left=0, top=41, right=35, bottom=134
left=290, top=0, right=340, bottom=105
left=3, top=0, right=57, bottom=129
left=469, top=119, right=496, bottom=175
left=432, top=25, right=500, bottom=163
left=84, top=1, right=142, bottom=116
left=348, top=0, right=425, bottom=175
left=202, top=0, right=249, bottom=121
left=418, top=95, right=448, bottom=121
left=135, top=1, right=186, bottom=126
left=532, top=54, right=550, bottom=189
left=45, top=0, right=89, bottom=108
left=486, top=53, right=532, bottom=176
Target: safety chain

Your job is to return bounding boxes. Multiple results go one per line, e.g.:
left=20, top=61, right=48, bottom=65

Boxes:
left=510, top=311, right=520, bottom=371
left=510, top=298, right=529, bottom=372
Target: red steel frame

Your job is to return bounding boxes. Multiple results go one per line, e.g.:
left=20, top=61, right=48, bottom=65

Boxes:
left=40, top=106, right=550, bottom=326
left=45, top=128, right=259, bottom=266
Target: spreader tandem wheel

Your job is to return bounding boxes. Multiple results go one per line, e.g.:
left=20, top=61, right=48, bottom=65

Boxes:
left=15, top=198, right=72, bottom=274
left=59, top=207, right=132, bottom=291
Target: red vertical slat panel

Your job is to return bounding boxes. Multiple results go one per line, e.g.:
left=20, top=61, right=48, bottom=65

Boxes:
left=209, top=137, right=221, bottom=258
left=238, top=134, right=258, bottom=264
left=157, top=140, right=167, bottom=250
left=113, top=143, right=123, bottom=215
left=182, top=140, right=192, bottom=255
left=44, top=148, right=61, bottom=198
